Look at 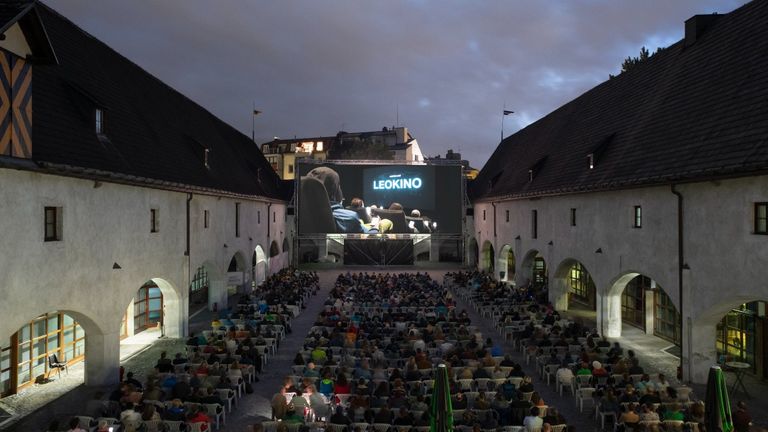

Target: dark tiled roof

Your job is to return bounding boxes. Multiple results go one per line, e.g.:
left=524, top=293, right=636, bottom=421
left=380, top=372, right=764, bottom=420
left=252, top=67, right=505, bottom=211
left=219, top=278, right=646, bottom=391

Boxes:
left=471, top=0, right=768, bottom=201
left=5, top=2, right=285, bottom=200
left=0, top=0, right=33, bottom=33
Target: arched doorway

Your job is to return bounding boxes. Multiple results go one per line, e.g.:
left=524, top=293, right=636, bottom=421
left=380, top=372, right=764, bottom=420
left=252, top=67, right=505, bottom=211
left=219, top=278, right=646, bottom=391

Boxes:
left=688, top=297, right=766, bottom=383
left=252, top=245, right=267, bottom=288
left=467, top=238, right=479, bottom=268
left=1, top=309, right=100, bottom=396
left=121, top=278, right=183, bottom=341
left=282, top=237, right=290, bottom=266
left=497, top=244, right=515, bottom=282
left=480, top=240, right=495, bottom=273
left=189, top=266, right=210, bottom=311
left=520, top=249, right=547, bottom=288
left=227, top=251, right=247, bottom=294
left=270, top=240, right=280, bottom=258
left=714, top=301, right=768, bottom=379
left=604, top=272, right=679, bottom=343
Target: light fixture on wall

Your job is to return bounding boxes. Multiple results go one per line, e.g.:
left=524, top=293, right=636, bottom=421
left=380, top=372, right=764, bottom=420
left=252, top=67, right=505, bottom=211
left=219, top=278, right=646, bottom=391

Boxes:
left=112, top=262, right=121, bottom=269
left=595, top=248, right=603, bottom=254
left=682, top=263, right=691, bottom=270
left=548, top=241, right=553, bottom=245
left=515, top=235, right=521, bottom=240
left=248, top=237, right=253, bottom=241
left=223, top=244, right=228, bottom=248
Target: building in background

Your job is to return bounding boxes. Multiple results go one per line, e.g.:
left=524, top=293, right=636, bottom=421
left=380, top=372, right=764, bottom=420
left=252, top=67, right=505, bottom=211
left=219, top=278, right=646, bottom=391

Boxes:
left=427, top=149, right=479, bottom=180
left=261, top=126, right=423, bottom=179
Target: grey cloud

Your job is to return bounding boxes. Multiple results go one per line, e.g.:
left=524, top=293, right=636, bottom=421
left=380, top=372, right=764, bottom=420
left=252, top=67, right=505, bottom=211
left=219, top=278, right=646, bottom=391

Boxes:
left=47, top=0, right=747, bottom=169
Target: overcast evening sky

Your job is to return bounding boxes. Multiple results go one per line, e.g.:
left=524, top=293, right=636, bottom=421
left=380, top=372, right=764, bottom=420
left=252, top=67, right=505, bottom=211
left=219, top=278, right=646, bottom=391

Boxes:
left=47, top=0, right=747, bottom=170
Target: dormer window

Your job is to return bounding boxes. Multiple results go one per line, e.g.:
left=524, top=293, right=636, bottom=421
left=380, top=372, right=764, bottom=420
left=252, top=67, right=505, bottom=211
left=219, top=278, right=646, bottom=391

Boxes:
left=204, top=149, right=210, bottom=169
left=95, top=108, right=104, bottom=134
left=528, top=169, right=534, bottom=182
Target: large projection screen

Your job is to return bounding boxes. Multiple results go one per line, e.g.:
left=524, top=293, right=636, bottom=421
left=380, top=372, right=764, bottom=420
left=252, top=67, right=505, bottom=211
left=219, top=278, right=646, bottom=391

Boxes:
left=297, top=162, right=463, bottom=235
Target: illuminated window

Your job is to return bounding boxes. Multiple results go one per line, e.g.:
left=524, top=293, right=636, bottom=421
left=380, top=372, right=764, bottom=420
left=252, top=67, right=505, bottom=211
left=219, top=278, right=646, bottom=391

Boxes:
left=755, top=202, right=767, bottom=234
left=716, top=302, right=761, bottom=371
left=316, top=141, right=323, bottom=151
left=567, top=262, right=595, bottom=308
left=190, top=267, right=209, bottom=293
left=5, top=312, right=85, bottom=395
left=622, top=276, right=648, bottom=329
left=654, top=290, right=681, bottom=345
left=633, top=205, right=642, bottom=228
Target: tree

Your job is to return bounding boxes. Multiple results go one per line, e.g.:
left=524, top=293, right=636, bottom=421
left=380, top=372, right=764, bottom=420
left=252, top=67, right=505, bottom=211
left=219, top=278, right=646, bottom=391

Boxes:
left=611, top=46, right=654, bottom=78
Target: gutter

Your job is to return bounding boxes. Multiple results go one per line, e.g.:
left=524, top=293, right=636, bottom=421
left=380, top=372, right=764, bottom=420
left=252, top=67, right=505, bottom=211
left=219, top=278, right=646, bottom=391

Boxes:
left=4, top=160, right=287, bottom=204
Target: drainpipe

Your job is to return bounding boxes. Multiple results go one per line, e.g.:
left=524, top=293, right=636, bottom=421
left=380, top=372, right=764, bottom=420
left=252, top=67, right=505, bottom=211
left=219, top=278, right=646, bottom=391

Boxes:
left=491, top=202, right=497, bottom=238
left=185, top=193, right=193, bottom=337
left=185, top=193, right=193, bottom=257
left=267, top=203, right=272, bottom=271
left=671, top=184, right=685, bottom=381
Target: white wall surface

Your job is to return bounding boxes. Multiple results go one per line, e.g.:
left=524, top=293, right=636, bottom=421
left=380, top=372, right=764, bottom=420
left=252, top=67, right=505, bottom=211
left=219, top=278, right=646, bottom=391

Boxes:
left=0, top=169, right=288, bottom=387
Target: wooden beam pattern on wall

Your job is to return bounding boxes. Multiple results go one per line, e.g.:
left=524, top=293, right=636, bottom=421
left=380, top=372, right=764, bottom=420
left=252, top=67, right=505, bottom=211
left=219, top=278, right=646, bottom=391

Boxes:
left=0, top=51, right=11, bottom=156
left=0, top=48, right=32, bottom=159
left=11, top=54, right=32, bottom=158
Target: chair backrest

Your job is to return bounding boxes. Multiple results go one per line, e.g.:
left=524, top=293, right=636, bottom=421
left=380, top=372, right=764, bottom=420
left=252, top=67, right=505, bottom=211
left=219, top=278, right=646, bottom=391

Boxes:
left=163, top=420, right=184, bottom=432
left=143, top=420, right=163, bottom=432
left=372, top=208, right=407, bottom=233
left=299, top=176, right=336, bottom=234
left=261, top=421, right=279, bottom=432
left=188, top=422, right=211, bottom=432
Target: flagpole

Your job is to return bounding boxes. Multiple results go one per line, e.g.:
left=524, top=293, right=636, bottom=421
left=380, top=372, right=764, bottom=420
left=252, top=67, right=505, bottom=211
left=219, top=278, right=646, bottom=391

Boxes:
left=501, top=104, right=505, bottom=142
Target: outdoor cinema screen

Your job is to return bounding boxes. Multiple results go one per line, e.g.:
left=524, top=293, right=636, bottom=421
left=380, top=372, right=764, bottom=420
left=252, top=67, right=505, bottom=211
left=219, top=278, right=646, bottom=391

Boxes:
left=297, top=162, right=462, bottom=235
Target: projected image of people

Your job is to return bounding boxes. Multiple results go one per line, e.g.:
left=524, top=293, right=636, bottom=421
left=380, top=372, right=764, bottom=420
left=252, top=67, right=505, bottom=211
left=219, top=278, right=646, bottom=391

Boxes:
left=303, top=167, right=379, bottom=234
left=298, top=163, right=460, bottom=235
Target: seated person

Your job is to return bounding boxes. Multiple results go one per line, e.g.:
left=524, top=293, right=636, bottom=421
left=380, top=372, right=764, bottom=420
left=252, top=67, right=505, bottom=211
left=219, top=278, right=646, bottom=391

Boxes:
left=306, top=167, right=376, bottom=234
left=346, top=197, right=371, bottom=224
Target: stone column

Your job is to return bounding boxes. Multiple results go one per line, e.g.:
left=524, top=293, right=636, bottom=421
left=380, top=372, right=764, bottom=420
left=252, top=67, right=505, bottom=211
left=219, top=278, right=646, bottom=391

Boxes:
left=602, top=292, right=622, bottom=338
left=208, top=279, right=227, bottom=311
left=644, top=290, right=655, bottom=335
left=84, top=331, right=120, bottom=388
left=687, top=319, right=718, bottom=384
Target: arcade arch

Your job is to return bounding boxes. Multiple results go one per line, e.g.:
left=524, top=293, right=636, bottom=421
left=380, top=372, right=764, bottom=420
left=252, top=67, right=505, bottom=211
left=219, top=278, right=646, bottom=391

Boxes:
left=603, top=271, right=680, bottom=343
left=270, top=240, right=280, bottom=258
left=480, top=240, right=494, bottom=273
left=497, top=244, right=515, bottom=282
left=0, top=309, right=102, bottom=396
left=121, top=277, right=184, bottom=340
left=690, top=298, right=768, bottom=382
left=252, top=245, right=268, bottom=287
left=520, top=249, right=547, bottom=288
left=467, top=238, right=478, bottom=268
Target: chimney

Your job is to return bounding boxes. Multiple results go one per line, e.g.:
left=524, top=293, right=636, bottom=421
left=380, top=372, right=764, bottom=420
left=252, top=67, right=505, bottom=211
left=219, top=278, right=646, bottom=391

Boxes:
left=685, top=14, right=721, bottom=47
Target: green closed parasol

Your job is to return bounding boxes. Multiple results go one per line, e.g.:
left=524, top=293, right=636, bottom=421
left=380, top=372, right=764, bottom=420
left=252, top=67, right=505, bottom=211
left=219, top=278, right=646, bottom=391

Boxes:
left=705, top=365, right=733, bottom=432
left=430, top=363, right=454, bottom=432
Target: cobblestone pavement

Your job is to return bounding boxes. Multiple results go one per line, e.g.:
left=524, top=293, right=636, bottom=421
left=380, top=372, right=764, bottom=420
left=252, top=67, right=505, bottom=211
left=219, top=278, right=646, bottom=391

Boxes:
left=3, top=269, right=768, bottom=431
